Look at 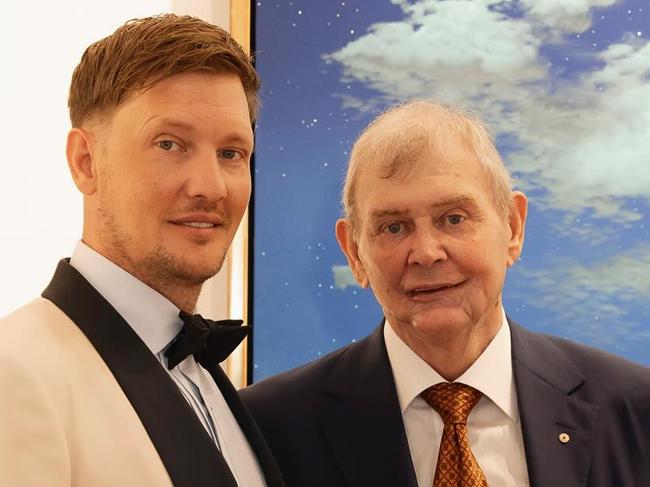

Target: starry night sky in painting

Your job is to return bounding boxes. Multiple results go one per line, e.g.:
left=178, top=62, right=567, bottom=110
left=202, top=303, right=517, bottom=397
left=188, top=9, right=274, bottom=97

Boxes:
left=252, top=0, right=650, bottom=380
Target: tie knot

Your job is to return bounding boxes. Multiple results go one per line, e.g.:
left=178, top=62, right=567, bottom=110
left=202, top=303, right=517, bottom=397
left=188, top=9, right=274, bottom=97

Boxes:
left=421, top=382, right=482, bottom=425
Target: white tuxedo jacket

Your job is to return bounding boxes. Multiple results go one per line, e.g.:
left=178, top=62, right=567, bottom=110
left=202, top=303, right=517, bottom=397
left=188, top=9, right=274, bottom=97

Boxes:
left=0, top=260, right=285, bottom=487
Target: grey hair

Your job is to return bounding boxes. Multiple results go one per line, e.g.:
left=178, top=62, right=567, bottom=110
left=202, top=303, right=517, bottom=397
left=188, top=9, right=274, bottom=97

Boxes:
left=342, top=100, right=513, bottom=237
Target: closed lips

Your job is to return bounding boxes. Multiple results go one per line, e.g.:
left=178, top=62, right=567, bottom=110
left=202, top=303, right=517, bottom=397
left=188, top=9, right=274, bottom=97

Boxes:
left=406, top=282, right=463, bottom=296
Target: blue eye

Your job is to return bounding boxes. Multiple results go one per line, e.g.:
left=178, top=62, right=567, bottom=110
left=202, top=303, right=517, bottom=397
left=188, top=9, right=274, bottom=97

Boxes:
left=219, top=149, right=242, bottom=160
left=447, top=214, right=465, bottom=225
left=385, top=222, right=403, bottom=234
left=157, top=140, right=179, bottom=151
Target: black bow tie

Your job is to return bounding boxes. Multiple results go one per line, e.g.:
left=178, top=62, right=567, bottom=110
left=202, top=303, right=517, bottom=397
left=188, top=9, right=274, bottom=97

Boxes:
left=165, top=311, right=250, bottom=370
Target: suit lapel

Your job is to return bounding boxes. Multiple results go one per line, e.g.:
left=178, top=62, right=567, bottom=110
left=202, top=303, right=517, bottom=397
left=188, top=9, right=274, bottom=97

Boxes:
left=206, top=362, right=286, bottom=487
left=317, top=324, right=418, bottom=487
left=510, top=321, right=598, bottom=487
left=42, top=260, right=237, bottom=487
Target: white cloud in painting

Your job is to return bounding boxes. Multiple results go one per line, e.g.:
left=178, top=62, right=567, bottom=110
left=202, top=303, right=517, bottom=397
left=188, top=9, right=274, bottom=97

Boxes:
left=332, top=264, right=360, bottom=290
left=390, top=0, right=618, bottom=36
left=325, top=0, right=649, bottom=238
left=511, top=39, right=650, bottom=225
left=509, top=243, right=650, bottom=346
left=518, top=0, right=618, bottom=33
left=327, top=0, right=544, bottom=105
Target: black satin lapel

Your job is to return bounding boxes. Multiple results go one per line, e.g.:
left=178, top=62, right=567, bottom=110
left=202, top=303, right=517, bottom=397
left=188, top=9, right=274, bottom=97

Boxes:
left=511, top=323, right=599, bottom=487
left=206, top=363, right=287, bottom=487
left=317, top=325, right=418, bottom=487
left=42, top=260, right=237, bottom=487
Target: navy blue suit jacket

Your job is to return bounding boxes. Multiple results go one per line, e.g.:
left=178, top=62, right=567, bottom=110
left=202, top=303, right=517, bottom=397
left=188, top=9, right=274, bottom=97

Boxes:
left=241, top=321, right=650, bottom=487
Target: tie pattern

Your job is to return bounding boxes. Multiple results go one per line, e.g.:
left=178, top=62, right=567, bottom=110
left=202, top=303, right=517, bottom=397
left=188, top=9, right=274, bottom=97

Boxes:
left=421, top=382, right=488, bottom=487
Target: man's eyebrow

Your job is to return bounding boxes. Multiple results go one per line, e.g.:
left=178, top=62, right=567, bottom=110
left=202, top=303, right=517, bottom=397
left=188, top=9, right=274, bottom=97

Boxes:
left=139, top=117, right=253, bottom=146
left=369, top=196, right=478, bottom=220
left=369, top=209, right=407, bottom=221
left=140, top=116, right=195, bottom=133
left=430, top=195, right=478, bottom=209
left=221, top=133, right=255, bottom=147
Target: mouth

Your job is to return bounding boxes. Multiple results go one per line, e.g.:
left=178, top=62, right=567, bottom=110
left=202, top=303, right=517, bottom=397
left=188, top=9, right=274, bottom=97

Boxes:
left=169, top=213, right=224, bottom=231
left=405, top=281, right=465, bottom=299
left=173, top=222, right=217, bottom=229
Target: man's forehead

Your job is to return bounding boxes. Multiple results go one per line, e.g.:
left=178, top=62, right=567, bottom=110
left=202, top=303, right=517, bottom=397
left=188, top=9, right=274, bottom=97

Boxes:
left=110, top=70, right=246, bottom=113
left=107, top=75, right=251, bottom=133
left=356, top=145, right=482, bottom=193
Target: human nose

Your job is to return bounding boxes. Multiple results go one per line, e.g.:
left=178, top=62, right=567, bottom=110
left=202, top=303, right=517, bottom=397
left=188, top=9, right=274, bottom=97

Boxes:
left=406, top=225, right=447, bottom=268
left=185, top=150, right=227, bottom=201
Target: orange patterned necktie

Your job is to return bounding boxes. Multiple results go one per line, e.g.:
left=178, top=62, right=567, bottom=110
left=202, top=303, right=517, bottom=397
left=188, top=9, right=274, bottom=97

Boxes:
left=421, top=382, right=488, bottom=487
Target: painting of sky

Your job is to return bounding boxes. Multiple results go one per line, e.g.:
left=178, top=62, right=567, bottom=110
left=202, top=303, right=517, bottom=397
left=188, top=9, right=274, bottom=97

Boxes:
left=253, top=0, right=650, bottom=379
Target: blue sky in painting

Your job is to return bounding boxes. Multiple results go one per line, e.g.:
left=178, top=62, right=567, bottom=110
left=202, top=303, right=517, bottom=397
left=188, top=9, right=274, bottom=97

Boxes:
left=253, top=0, right=650, bottom=379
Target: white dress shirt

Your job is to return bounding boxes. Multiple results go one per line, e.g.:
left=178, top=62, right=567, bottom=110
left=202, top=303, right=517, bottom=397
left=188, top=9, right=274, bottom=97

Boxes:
left=70, top=241, right=266, bottom=487
left=384, top=310, right=530, bottom=487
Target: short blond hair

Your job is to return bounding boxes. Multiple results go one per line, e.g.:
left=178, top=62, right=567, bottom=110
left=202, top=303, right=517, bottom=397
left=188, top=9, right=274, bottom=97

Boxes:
left=68, top=14, right=260, bottom=127
left=342, top=100, right=513, bottom=235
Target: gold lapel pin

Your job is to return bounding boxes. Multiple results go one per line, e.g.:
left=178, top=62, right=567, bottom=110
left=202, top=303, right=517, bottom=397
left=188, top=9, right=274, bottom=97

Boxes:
left=558, top=433, right=571, bottom=444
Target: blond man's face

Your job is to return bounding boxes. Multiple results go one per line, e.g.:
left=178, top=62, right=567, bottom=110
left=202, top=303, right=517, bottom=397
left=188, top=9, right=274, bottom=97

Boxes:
left=88, top=71, right=253, bottom=286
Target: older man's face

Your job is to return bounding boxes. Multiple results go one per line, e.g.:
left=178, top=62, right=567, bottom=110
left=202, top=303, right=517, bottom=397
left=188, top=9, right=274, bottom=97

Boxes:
left=337, top=140, right=526, bottom=342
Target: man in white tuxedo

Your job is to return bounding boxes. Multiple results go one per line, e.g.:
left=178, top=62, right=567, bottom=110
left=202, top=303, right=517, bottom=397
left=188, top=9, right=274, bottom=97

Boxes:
left=0, top=14, right=284, bottom=487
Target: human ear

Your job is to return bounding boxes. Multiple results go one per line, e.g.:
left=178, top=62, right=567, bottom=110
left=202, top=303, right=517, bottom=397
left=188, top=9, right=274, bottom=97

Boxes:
left=506, top=191, right=528, bottom=266
left=66, top=128, right=99, bottom=195
left=335, top=218, right=369, bottom=288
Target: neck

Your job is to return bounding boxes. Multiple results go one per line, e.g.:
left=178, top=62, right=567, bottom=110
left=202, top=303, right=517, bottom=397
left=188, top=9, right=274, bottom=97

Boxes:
left=82, top=237, right=202, bottom=313
left=116, top=264, right=203, bottom=313
left=389, top=308, right=502, bottom=381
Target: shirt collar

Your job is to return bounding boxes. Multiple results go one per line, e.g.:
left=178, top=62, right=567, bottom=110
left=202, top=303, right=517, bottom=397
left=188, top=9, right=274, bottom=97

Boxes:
left=384, top=308, right=518, bottom=421
left=69, top=240, right=183, bottom=355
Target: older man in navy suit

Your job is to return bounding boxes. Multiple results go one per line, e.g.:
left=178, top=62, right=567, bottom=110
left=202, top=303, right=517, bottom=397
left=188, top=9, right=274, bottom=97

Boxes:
left=241, top=101, right=650, bottom=487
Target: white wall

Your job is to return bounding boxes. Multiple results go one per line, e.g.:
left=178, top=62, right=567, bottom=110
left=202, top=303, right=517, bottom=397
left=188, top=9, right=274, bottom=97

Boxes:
left=0, top=0, right=232, bottom=317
